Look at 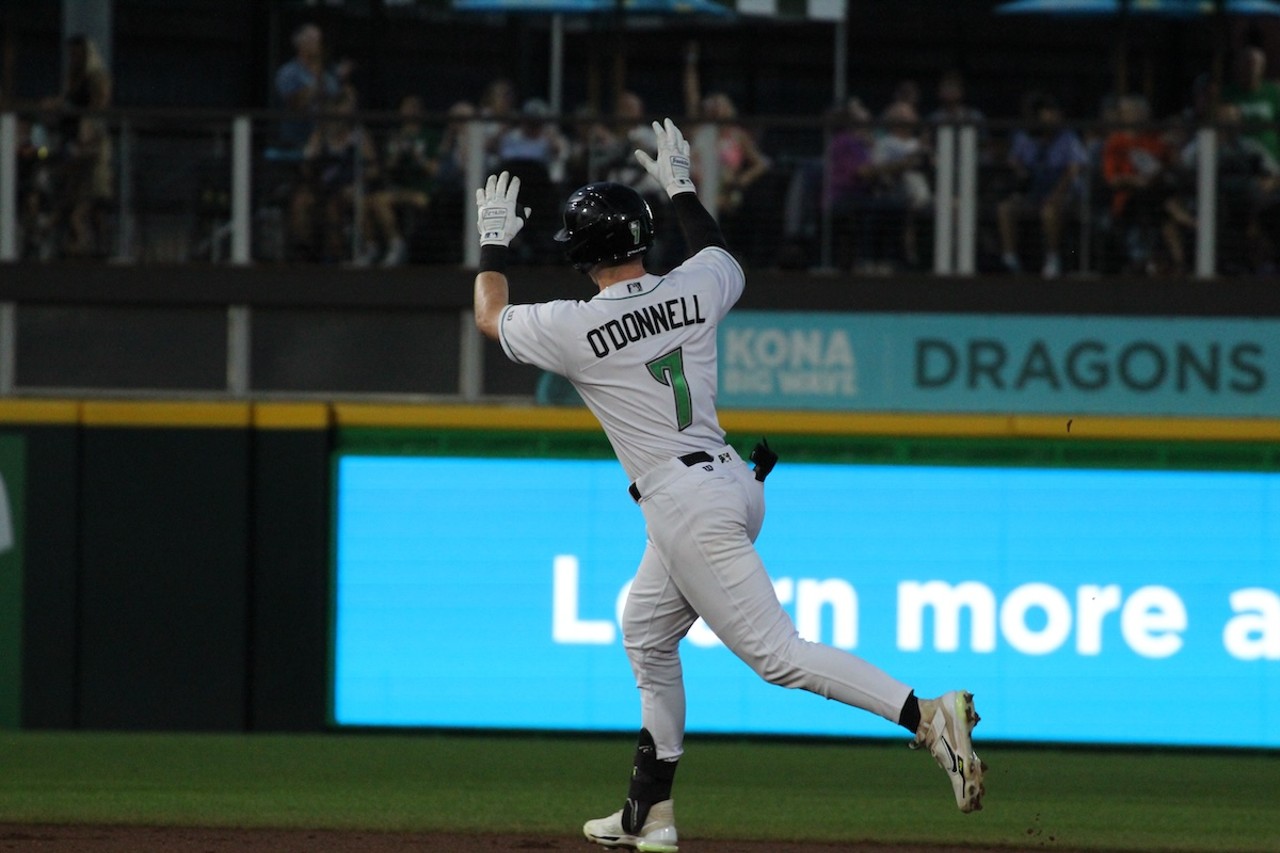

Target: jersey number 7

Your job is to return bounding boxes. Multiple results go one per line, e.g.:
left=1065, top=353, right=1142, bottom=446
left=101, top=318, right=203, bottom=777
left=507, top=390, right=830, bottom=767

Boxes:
left=646, top=347, right=693, bottom=431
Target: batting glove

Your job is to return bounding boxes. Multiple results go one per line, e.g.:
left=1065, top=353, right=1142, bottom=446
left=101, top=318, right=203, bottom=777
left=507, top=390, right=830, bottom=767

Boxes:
left=475, top=171, right=529, bottom=247
left=635, top=118, right=695, bottom=197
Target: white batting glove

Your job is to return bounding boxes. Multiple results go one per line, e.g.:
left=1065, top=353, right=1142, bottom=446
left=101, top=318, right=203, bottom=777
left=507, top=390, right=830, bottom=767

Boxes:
left=635, top=118, right=695, bottom=197
left=475, top=171, right=529, bottom=247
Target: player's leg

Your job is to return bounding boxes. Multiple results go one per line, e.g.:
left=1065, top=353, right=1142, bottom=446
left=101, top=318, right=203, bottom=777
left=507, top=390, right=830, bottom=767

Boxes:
left=584, top=541, right=691, bottom=851
left=622, top=541, right=698, bottom=760
left=652, top=477, right=911, bottom=721
left=646, top=469, right=985, bottom=812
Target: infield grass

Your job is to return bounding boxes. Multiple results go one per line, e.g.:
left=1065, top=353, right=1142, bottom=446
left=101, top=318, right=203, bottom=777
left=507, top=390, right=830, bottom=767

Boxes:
left=1, top=731, right=1277, bottom=851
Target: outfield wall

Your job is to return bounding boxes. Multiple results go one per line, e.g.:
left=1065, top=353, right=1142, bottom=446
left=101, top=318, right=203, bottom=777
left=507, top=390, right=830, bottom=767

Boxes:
left=2, top=400, right=1278, bottom=745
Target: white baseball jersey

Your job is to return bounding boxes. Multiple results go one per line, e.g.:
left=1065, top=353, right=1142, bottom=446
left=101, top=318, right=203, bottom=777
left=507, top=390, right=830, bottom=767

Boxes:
left=498, top=247, right=744, bottom=482
left=500, top=240, right=914, bottom=771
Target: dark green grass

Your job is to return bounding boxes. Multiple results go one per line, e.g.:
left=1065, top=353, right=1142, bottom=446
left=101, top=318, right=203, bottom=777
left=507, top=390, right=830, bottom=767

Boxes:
left=1, top=732, right=1277, bottom=851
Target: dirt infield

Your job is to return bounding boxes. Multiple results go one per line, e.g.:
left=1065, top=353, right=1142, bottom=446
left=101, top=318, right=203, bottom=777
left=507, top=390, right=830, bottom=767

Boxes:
left=0, top=826, right=1048, bottom=852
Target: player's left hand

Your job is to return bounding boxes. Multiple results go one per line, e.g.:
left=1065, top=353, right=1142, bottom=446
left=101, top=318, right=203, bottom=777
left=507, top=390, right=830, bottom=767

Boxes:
left=475, top=171, right=530, bottom=247
left=635, top=118, right=695, bottom=197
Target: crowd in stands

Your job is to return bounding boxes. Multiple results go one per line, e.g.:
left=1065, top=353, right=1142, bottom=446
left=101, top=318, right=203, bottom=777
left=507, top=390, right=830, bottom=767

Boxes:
left=17, top=35, right=114, bottom=260
left=13, top=25, right=1280, bottom=278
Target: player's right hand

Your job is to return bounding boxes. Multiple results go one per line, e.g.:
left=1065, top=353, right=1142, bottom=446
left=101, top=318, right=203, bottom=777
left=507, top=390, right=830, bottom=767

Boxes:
left=635, top=118, right=695, bottom=198
left=475, top=171, right=529, bottom=247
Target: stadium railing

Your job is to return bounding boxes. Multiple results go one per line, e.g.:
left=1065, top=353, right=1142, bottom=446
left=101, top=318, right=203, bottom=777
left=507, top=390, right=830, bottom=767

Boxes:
left=0, top=106, right=1256, bottom=279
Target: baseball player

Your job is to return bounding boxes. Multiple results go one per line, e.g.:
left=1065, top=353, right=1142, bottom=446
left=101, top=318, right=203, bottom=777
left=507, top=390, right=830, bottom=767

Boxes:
left=472, top=118, right=985, bottom=853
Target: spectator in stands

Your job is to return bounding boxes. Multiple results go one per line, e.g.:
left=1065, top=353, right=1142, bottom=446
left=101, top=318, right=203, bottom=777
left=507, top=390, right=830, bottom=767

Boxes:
left=419, top=100, right=475, bottom=264
left=1179, top=101, right=1280, bottom=273
left=478, top=77, right=518, bottom=171
left=825, top=96, right=903, bottom=273
left=565, top=91, right=688, bottom=271
left=687, top=96, right=771, bottom=219
left=17, top=116, right=57, bottom=260
left=996, top=94, right=1089, bottom=278
left=274, top=23, right=352, bottom=152
left=43, top=35, right=114, bottom=258
left=928, top=70, right=984, bottom=128
left=492, top=98, right=568, bottom=180
left=873, top=100, right=932, bottom=270
left=435, top=100, right=476, bottom=189
left=683, top=41, right=772, bottom=262
left=565, top=102, right=610, bottom=188
left=292, top=90, right=403, bottom=266
left=1100, top=94, right=1181, bottom=274
left=927, top=69, right=991, bottom=165
left=491, top=98, right=569, bottom=262
left=598, top=91, right=661, bottom=195
left=380, top=94, right=440, bottom=264
left=888, top=78, right=922, bottom=117
left=1224, top=46, right=1280, bottom=168
left=1178, top=72, right=1220, bottom=137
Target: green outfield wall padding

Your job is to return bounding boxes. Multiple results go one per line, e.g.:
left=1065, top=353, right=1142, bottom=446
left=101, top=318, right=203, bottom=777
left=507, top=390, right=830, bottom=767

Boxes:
left=0, top=435, right=25, bottom=729
left=4, top=409, right=1278, bottom=734
left=14, top=427, right=80, bottom=729
left=76, top=428, right=251, bottom=730
left=249, top=429, right=333, bottom=731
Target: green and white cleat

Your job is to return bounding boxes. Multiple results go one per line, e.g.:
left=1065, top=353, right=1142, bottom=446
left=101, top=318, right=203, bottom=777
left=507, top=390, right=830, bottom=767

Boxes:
left=913, top=690, right=987, bottom=813
left=583, top=799, right=678, bottom=852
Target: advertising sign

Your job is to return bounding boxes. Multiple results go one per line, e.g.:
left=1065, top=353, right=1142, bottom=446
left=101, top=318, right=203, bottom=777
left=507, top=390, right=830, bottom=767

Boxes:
left=332, top=454, right=1280, bottom=748
left=718, top=312, right=1278, bottom=416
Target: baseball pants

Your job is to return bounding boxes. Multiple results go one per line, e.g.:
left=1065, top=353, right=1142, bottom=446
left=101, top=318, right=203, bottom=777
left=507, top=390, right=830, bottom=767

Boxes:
left=624, top=445, right=914, bottom=760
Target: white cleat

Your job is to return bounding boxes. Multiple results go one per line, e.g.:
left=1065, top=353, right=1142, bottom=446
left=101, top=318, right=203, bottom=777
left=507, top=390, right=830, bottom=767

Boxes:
left=583, top=799, right=678, bottom=852
left=913, top=690, right=986, bottom=813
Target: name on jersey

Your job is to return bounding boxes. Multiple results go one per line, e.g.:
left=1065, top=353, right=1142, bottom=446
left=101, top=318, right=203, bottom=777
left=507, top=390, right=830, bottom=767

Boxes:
left=586, top=296, right=706, bottom=358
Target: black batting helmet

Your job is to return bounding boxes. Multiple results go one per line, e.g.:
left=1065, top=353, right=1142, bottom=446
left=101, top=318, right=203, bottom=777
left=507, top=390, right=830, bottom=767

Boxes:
left=553, top=182, right=654, bottom=273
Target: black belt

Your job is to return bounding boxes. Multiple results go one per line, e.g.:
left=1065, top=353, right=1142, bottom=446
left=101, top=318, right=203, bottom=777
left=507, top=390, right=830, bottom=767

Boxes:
left=628, top=451, right=713, bottom=502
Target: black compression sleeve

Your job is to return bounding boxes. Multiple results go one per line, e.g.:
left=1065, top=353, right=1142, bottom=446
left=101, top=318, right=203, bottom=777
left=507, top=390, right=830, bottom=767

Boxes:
left=670, top=192, right=727, bottom=254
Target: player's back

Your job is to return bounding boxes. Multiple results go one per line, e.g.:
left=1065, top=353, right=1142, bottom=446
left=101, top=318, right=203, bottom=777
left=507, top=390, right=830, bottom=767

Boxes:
left=499, top=246, right=743, bottom=480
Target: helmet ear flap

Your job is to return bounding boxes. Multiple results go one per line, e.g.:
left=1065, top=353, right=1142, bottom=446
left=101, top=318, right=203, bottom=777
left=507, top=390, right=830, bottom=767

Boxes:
left=554, top=182, right=654, bottom=271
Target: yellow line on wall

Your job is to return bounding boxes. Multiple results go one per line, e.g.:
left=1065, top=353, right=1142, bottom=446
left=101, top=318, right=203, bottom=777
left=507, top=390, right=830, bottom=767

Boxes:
left=253, top=403, right=332, bottom=430
left=79, top=400, right=253, bottom=428
left=0, top=399, right=80, bottom=425
left=331, top=403, right=601, bottom=431
left=0, top=399, right=1278, bottom=442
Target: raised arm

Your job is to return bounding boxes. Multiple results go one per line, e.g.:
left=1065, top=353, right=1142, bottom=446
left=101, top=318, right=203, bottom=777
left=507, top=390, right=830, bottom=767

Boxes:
left=634, top=117, right=726, bottom=253
left=473, top=171, right=528, bottom=341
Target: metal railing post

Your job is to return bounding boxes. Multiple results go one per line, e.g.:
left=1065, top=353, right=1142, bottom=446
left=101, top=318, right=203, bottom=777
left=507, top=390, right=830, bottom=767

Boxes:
left=464, top=121, right=485, bottom=269
left=231, top=116, right=252, bottom=265
left=113, top=117, right=135, bottom=261
left=956, top=125, right=978, bottom=276
left=1194, top=127, right=1217, bottom=280
left=459, top=310, right=483, bottom=401
left=0, top=113, right=17, bottom=262
left=226, top=305, right=251, bottom=396
left=932, top=125, right=955, bottom=275
left=0, top=303, right=15, bottom=396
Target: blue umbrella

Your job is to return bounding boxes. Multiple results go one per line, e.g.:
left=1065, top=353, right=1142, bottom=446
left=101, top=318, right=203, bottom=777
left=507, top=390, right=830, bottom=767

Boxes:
left=995, top=0, right=1280, bottom=95
left=996, top=0, right=1280, bottom=14
left=454, top=0, right=730, bottom=13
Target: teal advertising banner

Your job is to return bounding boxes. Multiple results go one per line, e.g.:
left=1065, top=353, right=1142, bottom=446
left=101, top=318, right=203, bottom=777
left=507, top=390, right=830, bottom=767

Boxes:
left=718, top=313, right=1277, bottom=416
left=332, top=454, right=1280, bottom=747
left=0, top=434, right=24, bottom=729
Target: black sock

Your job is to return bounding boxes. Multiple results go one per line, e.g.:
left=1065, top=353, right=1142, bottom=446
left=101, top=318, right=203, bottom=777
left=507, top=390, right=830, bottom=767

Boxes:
left=622, top=728, right=678, bottom=833
left=897, top=691, right=921, bottom=734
